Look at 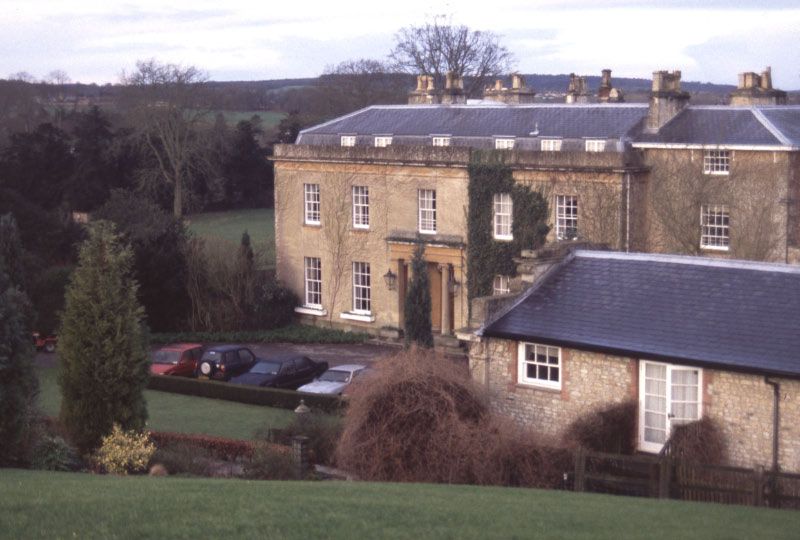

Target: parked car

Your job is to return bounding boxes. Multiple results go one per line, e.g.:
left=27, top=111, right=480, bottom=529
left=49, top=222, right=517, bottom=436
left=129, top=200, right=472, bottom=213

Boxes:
left=229, top=354, right=328, bottom=389
left=150, top=343, right=203, bottom=377
left=297, top=364, right=369, bottom=395
left=196, top=345, right=258, bottom=381
left=32, top=332, right=57, bottom=353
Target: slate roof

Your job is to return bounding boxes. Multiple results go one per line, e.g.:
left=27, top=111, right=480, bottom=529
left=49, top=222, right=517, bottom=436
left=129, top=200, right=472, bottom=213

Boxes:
left=296, top=104, right=800, bottom=149
left=480, top=251, right=800, bottom=378
left=634, top=106, right=800, bottom=147
left=297, top=104, right=648, bottom=144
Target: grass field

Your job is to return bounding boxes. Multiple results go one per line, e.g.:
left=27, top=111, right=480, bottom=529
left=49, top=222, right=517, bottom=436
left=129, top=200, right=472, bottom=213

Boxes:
left=2, top=470, right=798, bottom=540
left=200, top=110, right=286, bottom=130
left=36, top=366, right=294, bottom=440
left=185, top=208, right=275, bottom=268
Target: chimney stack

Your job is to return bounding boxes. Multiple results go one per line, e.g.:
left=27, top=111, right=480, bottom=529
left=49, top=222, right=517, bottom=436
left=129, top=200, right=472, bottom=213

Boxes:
left=408, top=74, right=441, bottom=104
left=441, top=71, right=466, bottom=104
left=565, top=73, right=589, bottom=104
left=645, top=70, right=690, bottom=133
left=730, top=66, right=786, bottom=106
left=482, top=73, right=536, bottom=104
left=597, top=69, right=623, bottom=103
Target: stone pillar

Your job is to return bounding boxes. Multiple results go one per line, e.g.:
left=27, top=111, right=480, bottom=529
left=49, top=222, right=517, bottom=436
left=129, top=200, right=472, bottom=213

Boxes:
left=439, top=264, right=451, bottom=336
left=292, top=436, right=309, bottom=478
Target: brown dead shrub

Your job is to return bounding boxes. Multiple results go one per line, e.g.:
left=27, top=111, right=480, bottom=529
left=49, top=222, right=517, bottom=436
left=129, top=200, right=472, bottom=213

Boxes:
left=666, top=417, right=727, bottom=465
left=562, top=400, right=638, bottom=454
left=336, top=347, right=570, bottom=488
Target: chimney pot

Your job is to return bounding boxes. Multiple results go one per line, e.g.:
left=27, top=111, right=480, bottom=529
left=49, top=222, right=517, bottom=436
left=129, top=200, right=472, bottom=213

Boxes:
left=760, top=66, right=772, bottom=90
left=512, top=73, right=523, bottom=89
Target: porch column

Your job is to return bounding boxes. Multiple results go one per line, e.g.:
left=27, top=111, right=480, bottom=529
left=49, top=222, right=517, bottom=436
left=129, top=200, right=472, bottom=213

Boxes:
left=439, top=264, right=451, bottom=336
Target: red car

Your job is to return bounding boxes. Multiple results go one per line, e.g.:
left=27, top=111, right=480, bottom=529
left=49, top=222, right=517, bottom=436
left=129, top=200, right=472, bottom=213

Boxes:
left=150, top=343, right=204, bottom=377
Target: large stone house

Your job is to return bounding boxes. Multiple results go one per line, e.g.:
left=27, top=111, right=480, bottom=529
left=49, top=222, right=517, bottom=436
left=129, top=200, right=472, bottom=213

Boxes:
left=467, top=248, right=800, bottom=469
left=272, top=68, right=800, bottom=339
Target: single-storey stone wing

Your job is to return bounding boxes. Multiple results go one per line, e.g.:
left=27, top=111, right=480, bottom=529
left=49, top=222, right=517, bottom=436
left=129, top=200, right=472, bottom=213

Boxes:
left=469, top=250, right=800, bottom=470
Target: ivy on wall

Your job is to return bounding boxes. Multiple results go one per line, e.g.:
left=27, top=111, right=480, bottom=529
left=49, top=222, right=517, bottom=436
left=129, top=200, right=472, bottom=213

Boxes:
left=467, top=151, right=550, bottom=303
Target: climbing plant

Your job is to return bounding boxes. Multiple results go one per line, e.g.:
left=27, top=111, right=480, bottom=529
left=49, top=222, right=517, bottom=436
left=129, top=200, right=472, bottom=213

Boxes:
left=467, top=152, right=549, bottom=303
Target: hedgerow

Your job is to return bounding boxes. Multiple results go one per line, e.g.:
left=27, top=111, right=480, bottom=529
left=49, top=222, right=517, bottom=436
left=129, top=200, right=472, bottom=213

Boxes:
left=151, top=324, right=370, bottom=345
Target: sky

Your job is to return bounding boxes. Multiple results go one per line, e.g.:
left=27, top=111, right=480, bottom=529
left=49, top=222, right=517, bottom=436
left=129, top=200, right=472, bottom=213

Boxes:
left=1, top=0, right=799, bottom=88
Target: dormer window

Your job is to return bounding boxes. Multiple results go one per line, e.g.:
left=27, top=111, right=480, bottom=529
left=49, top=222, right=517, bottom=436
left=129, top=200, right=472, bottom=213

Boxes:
left=374, top=136, right=392, bottom=148
left=340, top=135, right=356, bottom=147
left=432, top=136, right=451, bottom=147
left=541, top=139, right=562, bottom=152
left=495, top=138, right=515, bottom=150
left=585, top=139, right=605, bottom=152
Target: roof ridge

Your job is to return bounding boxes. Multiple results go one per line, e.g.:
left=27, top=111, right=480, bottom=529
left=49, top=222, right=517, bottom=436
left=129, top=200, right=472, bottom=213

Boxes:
left=574, top=250, right=800, bottom=274
left=750, top=108, right=793, bottom=146
left=296, top=105, right=377, bottom=142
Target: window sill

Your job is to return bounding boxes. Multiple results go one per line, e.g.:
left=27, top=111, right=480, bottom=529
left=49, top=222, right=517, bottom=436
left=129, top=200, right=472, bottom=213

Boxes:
left=516, top=382, right=562, bottom=393
left=418, top=230, right=437, bottom=235
left=295, top=306, right=327, bottom=317
left=339, top=312, right=375, bottom=323
left=700, top=245, right=730, bottom=252
left=303, top=222, right=321, bottom=228
left=703, top=171, right=730, bottom=176
left=493, top=235, right=513, bottom=242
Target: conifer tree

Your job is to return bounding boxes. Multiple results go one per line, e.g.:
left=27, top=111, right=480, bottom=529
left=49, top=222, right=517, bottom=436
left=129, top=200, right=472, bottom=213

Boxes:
left=403, top=242, right=434, bottom=348
left=0, top=264, right=38, bottom=465
left=58, top=221, right=149, bottom=454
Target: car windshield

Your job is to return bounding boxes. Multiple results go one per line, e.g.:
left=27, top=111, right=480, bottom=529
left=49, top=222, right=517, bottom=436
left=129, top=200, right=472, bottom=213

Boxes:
left=251, top=362, right=281, bottom=375
left=153, top=350, right=181, bottom=365
left=319, top=370, right=351, bottom=383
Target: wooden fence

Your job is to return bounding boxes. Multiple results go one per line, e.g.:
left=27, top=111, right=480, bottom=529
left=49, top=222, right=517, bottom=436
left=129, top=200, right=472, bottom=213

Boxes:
left=573, top=448, right=800, bottom=509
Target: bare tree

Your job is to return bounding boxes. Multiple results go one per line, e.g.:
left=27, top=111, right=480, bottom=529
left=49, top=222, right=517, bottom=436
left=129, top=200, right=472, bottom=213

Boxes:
left=46, top=70, right=71, bottom=86
left=389, top=16, right=514, bottom=97
left=318, top=59, right=409, bottom=114
left=120, top=59, right=211, bottom=218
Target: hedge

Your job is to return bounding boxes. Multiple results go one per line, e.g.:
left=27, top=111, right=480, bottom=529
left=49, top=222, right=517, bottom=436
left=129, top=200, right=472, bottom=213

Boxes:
left=148, top=431, right=291, bottom=461
left=151, top=324, right=370, bottom=345
left=147, top=375, right=344, bottom=413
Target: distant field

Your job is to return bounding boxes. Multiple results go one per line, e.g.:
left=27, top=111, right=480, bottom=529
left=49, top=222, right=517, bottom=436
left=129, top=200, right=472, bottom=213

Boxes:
left=208, top=110, right=286, bottom=130
left=2, top=470, right=798, bottom=539
left=185, top=208, right=275, bottom=268
left=36, top=365, right=293, bottom=440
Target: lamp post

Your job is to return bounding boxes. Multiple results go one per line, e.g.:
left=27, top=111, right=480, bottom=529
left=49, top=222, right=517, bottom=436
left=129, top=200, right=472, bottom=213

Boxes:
left=383, top=269, right=397, bottom=290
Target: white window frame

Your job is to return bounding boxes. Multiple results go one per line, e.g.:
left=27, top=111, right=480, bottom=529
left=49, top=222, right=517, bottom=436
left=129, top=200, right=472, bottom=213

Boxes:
left=703, top=150, right=730, bottom=175
left=541, top=139, right=563, bottom=152
left=492, top=193, right=513, bottom=240
left=493, top=275, right=510, bottom=295
left=555, top=195, right=578, bottom=240
left=495, top=138, right=515, bottom=150
left=303, top=183, right=320, bottom=225
left=418, top=189, right=437, bottom=234
left=585, top=139, right=605, bottom=152
left=638, top=360, right=702, bottom=453
left=374, top=136, right=392, bottom=148
left=303, top=257, right=322, bottom=309
left=518, top=342, right=562, bottom=390
left=352, top=185, right=369, bottom=229
left=351, top=261, right=371, bottom=315
left=700, top=205, right=730, bottom=251
left=340, top=135, right=356, bottom=147
left=432, top=136, right=451, bottom=147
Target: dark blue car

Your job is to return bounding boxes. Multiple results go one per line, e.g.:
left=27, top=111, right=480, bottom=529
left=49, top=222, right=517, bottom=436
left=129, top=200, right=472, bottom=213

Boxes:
left=230, top=354, right=328, bottom=389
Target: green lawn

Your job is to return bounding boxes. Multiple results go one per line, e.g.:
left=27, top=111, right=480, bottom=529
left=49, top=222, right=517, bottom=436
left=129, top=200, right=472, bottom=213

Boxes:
left=210, top=110, right=286, bottom=130
left=2, top=470, right=797, bottom=540
left=185, top=208, right=275, bottom=268
left=36, top=366, right=294, bottom=440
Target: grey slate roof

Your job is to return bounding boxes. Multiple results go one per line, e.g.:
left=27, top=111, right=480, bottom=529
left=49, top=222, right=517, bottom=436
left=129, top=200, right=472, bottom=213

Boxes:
left=634, top=107, right=791, bottom=146
left=298, top=104, right=648, bottom=143
left=296, top=104, right=800, bottom=149
left=481, top=251, right=800, bottom=378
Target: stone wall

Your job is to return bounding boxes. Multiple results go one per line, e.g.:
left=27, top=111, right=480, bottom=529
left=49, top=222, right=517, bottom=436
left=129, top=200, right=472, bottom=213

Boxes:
left=470, top=336, right=800, bottom=470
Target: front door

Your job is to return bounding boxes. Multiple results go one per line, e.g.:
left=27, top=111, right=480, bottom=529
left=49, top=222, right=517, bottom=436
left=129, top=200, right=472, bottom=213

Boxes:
left=639, top=361, right=702, bottom=453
